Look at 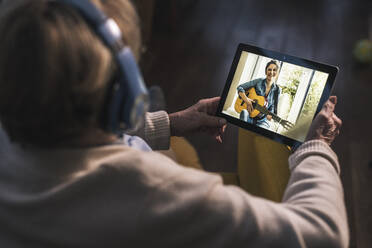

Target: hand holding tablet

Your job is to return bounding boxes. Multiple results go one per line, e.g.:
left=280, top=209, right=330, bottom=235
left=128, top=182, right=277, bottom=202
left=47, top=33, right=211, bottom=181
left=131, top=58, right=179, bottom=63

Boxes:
left=305, top=96, right=342, bottom=146
left=217, top=43, right=338, bottom=147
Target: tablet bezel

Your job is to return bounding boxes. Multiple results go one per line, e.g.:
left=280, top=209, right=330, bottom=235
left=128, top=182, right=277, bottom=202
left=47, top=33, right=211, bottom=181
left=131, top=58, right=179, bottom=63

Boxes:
left=216, top=43, right=338, bottom=147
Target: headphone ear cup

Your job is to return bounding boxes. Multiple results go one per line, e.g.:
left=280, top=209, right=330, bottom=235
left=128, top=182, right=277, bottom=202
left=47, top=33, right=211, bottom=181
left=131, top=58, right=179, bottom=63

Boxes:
left=104, top=80, right=124, bottom=133
left=106, top=47, right=149, bottom=133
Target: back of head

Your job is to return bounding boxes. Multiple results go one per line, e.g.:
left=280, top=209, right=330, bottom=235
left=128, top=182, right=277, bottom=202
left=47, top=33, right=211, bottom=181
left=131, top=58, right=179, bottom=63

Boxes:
left=0, top=0, right=141, bottom=147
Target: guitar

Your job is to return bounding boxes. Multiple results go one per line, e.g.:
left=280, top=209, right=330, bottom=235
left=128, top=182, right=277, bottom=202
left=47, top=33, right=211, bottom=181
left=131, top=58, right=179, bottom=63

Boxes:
left=234, top=87, right=293, bottom=129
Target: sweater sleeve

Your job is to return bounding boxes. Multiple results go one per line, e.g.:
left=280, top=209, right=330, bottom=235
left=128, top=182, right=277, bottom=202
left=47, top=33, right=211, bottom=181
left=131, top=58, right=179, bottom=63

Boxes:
left=280, top=140, right=349, bottom=246
left=138, top=140, right=349, bottom=247
left=143, top=111, right=171, bottom=150
left=235, top=140, right=348, bottom=247
left=126, top=111, right=171, bottom=150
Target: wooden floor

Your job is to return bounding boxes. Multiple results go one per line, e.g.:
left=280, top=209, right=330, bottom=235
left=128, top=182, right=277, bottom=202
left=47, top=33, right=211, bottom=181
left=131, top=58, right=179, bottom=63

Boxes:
left=140, top=0, right=372, bottom=247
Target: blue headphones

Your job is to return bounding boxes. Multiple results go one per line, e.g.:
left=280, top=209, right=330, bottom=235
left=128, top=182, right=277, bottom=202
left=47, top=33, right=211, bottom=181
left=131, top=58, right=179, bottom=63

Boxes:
left=51, top=0, right=149, bottom=133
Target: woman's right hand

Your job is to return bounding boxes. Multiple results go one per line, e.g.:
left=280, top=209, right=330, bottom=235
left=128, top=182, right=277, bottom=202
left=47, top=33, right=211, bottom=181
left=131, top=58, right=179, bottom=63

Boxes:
left=245, top=98, right=254, bottom=113
left=305, top=96, right=342, bottom=146
left=238, top=92, right=254, bottom=114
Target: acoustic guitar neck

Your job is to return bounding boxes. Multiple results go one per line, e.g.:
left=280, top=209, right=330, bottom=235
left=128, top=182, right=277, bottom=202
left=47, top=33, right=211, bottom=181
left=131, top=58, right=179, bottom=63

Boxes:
left=252, top=101, right=282, bottom=123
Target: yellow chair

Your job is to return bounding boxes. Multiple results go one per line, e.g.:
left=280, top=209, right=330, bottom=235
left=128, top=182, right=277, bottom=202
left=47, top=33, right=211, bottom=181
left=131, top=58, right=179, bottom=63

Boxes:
left=165, top=131, right=290, bottom=202
left=169, top=136, right=204, bottom=170
left=237, top=128, right=291, bottom=202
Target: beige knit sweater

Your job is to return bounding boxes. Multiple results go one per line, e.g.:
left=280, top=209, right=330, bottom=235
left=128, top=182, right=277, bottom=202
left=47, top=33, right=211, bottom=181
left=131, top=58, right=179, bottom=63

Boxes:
left=0, top=111, right=349, bottom=247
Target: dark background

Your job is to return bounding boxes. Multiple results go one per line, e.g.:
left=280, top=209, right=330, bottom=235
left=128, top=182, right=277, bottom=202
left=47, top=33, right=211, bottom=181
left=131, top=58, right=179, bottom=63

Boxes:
left=135, top=0, right=372, bottom=247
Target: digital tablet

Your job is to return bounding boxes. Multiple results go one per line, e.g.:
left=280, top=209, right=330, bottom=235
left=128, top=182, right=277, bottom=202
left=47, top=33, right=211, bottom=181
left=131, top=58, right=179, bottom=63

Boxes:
left=217, top=43, right=338, bottom=147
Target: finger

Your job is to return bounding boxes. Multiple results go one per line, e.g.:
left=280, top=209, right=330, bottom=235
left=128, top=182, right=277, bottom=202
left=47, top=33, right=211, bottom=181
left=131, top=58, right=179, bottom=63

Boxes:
left=335, top=129, right=340, bottom=136
left=211, top=126, right=226, bottom=137
left=198, top=97, right=221, bottom=114
left=222, top=124, right=227, bottom=133
left=325, top=117, right=334, bottom=130
left=217, top=125, right=226, bottom=137
left=206, top=97, right=221, bottom=113
left=332, top=113, right=342, bottom=129
left=322, top=96, right=337, bottom=114
left=322, top=99, right=335, bottom=115
left=199, top=113, right=227, bottom=128
left=206, top=128, right=223, bottom=143
left=329, top=95, right=337, bottom=105
left=248, top=105, right=253, bottom=113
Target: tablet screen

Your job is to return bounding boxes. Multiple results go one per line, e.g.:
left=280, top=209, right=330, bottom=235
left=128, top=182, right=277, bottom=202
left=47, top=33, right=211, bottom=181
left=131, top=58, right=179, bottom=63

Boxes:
left=217, top=43, right=338, bottom=147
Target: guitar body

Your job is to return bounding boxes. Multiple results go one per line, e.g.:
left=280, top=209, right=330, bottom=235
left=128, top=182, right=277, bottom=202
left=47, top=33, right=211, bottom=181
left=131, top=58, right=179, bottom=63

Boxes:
left=234, top=87, right=265, bottom=118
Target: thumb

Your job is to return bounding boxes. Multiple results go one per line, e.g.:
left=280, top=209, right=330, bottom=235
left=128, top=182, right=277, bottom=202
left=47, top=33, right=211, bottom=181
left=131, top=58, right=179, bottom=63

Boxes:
left=329, top=95, right=337, bottom=105
left=322, top=98, right=335, bottom=115
left=198, top=113, right=226, bottom=128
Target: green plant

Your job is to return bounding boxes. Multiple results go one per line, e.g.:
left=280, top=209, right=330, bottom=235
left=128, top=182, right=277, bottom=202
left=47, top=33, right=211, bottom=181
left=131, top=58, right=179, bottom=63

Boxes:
left=279, top=69, right=303, bottom=106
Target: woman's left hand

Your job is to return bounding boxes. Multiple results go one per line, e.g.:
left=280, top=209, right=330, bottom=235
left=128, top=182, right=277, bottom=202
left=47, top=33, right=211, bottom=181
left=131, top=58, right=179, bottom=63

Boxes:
left=169, top=97, right=227, bottom=143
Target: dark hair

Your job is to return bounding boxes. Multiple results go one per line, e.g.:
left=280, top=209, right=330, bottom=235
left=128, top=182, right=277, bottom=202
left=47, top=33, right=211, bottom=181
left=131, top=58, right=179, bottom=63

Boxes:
left=0, top=0, right=141, bottom=146
left=265, top=60, right=279, bottom=72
